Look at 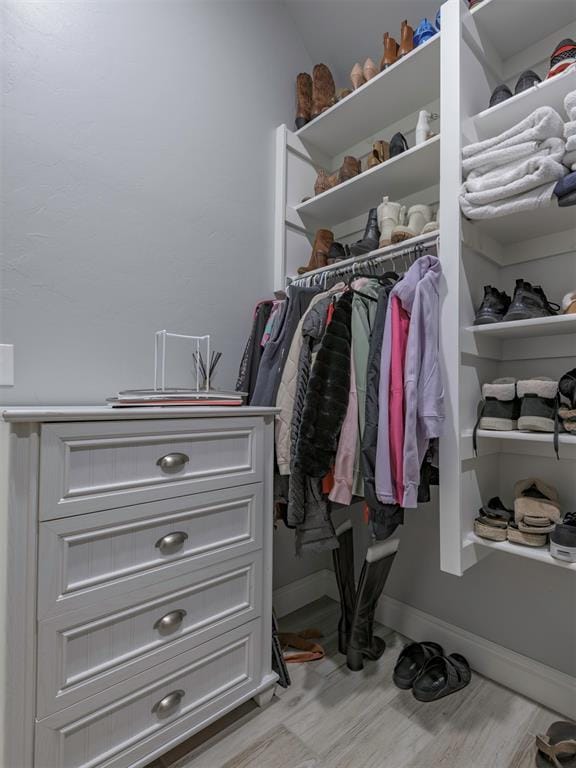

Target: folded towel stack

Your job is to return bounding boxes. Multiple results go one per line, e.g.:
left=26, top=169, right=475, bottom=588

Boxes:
left=460, top=106, right=568, bottom=220
left=554, top=90, right=576, bottom=207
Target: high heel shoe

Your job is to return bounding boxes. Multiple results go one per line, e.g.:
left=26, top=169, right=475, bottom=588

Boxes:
left=363, top=58, right=378, bottom=81
left=380, top=32, right=399, bottom=70
left=350, top=63, right=365, bottom=90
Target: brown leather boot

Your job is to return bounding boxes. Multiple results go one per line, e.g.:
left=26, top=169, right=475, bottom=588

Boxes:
left=297, top=229, right=334, bottom=274
left=380, top=33, right=399, bottom=70
left=295, top=73, right=312, bottom=130
left=337, top=155, right=361, bottom=183
left=311, top=63, right=336, bottom=119
left=314, top=169, right=333, bottom=196
left=366, top=140, right=390, bottom=169
left=398, top=20, right=414, bottom=58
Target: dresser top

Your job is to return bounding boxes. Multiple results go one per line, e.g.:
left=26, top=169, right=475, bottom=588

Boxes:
left=1, top=405, right=279, bottom=423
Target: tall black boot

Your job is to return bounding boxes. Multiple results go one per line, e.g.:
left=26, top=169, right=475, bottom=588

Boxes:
left=332, top=521, right=356, bottom=655
left=349, top=208, right=380, bottom=256
left=346, top=539, right=399, bottom=671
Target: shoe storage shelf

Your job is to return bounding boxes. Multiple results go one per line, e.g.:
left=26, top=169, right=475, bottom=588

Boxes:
left=440, top=0, right=576, bottom=576
left=274, top=35, right=441, bottom=287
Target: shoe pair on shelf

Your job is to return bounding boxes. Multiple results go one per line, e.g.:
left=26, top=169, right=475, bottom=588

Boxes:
left=377, top=198, right=438, bottom=247
left=477, top=376, right=558, bottom=434
left=366, top=132, right=409, bottom=169
left=393, top=641, right=471, bottom=702
left=489, top=70, right=542, bottom=108
left=313, top=156, right=362, bottom=196
left=474, top=280, right=559, bottom=325
left=474, top=479, right=566, bottom=550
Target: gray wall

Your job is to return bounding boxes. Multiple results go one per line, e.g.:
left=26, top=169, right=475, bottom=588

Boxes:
left=1, top=0, right=331, bottom=583
left=0, top=0, right=306, bottom=402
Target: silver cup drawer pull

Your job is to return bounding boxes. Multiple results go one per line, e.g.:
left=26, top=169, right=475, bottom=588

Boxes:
left=155, top=531, right=188, bottom=555
left=156, top=452, right=189, bottom=474
left=152, top=689, right=185, bottom=719
left=153, top=609, right=187, bottom=634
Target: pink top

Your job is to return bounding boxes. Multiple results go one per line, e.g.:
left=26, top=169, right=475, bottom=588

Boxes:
left=388, top=296, right=410, bottom=505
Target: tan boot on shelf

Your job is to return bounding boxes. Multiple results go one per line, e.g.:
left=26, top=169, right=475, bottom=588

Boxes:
left=398, top=20, right=414, bottom=58
left=297, top=229, right=334, bottom=274
left=377, top=197, right=405, bottom=247
left=363, top=58, right=378, bottom=81
left=328, top=156, right=361, bottom=187
left=311, top=63, right=336, bottom=119
left=314, top=168, right=333, bottom=196
left=365, top=140, right=390, bottom=170
left=295, top=73, right=313, bottom=130
left=380, top=32, right=399, bottom=70
left=391, top=204, right=432, bottom=243
left=350, top=62, right=365, bottom=90
left=337, top=87, right=352, bottom=102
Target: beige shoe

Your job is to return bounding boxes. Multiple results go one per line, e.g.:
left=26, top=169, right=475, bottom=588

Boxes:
left=391, top=204, right=432, bottom=243
left=562, top=291, right=576, bottom=314
left=377, top=197, right=405, bottom=247
left=363, top=58, right=378, bottom=81
left=350, top=63, right=365, bottom=90
left=421, top=208, right=439, bottom=235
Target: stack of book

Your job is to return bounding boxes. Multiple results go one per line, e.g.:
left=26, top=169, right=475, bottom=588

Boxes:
left=107, top=389, right=246, bottom=407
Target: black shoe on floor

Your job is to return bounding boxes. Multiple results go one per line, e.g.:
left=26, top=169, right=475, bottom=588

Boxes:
left=503, top=279, right=558, bottom=322
left=349, top=208, right=380, bottom=257
left=474, top=285, right=511, bottom=325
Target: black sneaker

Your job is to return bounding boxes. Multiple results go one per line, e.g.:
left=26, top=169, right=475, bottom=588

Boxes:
left=517, top=377, right=558, bottom=432
left=474, top=286, right=511, bottom=325
left=503, top=279, right=558, bottom=322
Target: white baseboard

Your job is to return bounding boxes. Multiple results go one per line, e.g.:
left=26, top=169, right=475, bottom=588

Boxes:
left=273, top=571, right=575, bottom=718
left=376, top=594, right=576, bottom=720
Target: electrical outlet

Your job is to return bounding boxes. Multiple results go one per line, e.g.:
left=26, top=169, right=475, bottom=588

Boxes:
left=0, top=345, right=14, bottom=386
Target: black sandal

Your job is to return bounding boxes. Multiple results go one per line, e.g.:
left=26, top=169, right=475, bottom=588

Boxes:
left=412, top=653, right=471, bottom=702
left=393, top=642, right=443, bottom=689
left=536, top=721, right=576, bottom=767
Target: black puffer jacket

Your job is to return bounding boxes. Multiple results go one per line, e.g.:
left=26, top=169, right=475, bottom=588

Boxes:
left=295, top=291, right=353, bottom=477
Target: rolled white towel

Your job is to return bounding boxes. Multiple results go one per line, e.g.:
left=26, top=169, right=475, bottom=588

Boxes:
left=564, top=89, right=576, bottom=121
left=460, top=182, right=557, bottom=220
left=565, top=121, right=576, bottom=139
left=461, top=156, right=567, bottom=207
left=566, top=135, right=576, bottom=153
left=463, top=140, right=539, bottom=177
left=463, top=106, right=565, bottom=160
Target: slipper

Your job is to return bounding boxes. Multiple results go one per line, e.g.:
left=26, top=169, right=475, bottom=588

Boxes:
left=279, top=629, right=326, bottom=663
left=514, top=478, right=561, bottom=527
left=474, top=516, right=507, bottom=541
left=536, top=721, right=576, bottom=767
left=412, top=653, right=471, bottom=702
left=480, top=497, right=514, bottom=523
left=393, top=642, right=444, bottom=689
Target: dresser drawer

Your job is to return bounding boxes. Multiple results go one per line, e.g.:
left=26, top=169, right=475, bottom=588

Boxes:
left=38, top=485, right=263, bottom=618
left=39, top=417, right=264, bottom=519
left=36, top=620, right=263, bottom=768
left=37, top=553, right=261, bottom=717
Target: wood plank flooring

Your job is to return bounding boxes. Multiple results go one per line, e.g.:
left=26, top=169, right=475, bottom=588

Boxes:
left=148, top=597, right=562, bottom=768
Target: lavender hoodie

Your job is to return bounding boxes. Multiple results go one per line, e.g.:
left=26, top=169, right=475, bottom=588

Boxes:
left=375, top=255, right=444, bottom=507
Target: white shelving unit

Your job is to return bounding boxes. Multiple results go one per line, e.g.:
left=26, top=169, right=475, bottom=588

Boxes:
left=440, top=0, right=576, bottom=577
left=274, top=0, right=575, bottom=578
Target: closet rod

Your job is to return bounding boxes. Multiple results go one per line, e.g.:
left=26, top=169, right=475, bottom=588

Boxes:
left=289, top=230, right=440, bottom=287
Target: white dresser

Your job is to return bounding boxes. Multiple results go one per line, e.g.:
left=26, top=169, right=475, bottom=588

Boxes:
left=0, top=406, right=278, bottom=768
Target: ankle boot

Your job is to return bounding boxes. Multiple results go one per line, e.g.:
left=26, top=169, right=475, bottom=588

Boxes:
left=398, top=20, right=414, bottom=58
left=329, top=155, right=361, bottom=187
left=327, top=242, right=347, bottom=265
left=349, top=208, right=380, bottom=256
left=350, top=62, right=365, bottom=90
left=363, top=57, right=378, bottom=81
left=391, top=204, right=432, bottom=243
left=332, top=521, right=356, bottom=654
left=295, top=73, right=313, bottom=130
left=377, top=196, right=405, bottom=247
left=366, top=140, right=389, bottom=170
left=380, top=32, right=399, bottom=70
left=297, top=229, right=333, bottom=274
left=314, top=168, right=333, bottom=196
left=312, top=63, right=336, bottom=119
left=346, top=540, right=399, bottom=671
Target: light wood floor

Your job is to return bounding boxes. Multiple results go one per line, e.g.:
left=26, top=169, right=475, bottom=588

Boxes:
left=148, top=597, right=560, bottom=768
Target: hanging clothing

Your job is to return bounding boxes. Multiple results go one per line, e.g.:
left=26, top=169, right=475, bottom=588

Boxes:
left=275, top=284, right=344, bottom=475
left=388, top=296, right=411, bottom=505
left=294, top=291, right=353, bottom=478
left=375, top=255, right=444, bottom=508
left=329, top=341, right=358, bottom=505
left=251, top=284, right=319, bottom=407
left=236, top=301, right=273, bottom=403
left=362, top=283, right=404, bottom=540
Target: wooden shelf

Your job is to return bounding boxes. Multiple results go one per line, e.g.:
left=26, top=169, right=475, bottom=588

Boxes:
left=295, top=35, right=440, bottom=157
left=466, top=533, right=576, bottom=571
left=473, top=69, right=576, bottom=142
left=293, top=136, right=440, bottom=228
left=471, top=0, right=576, bottom=61
left=466, top=314, right=576, bottom=339
left=465, top=203, right=576, bottom=247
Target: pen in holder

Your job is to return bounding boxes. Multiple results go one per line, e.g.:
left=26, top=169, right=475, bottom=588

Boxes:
left=193, top=350, right=222, bottom=390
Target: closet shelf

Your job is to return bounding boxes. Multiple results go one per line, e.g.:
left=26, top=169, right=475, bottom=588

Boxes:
left=466, top=203, right=576, bottom=247
left=293, top=136, right=440, bottom=228
left=473, top=69, right=575, bottom=142
left=471, top=0, right=576, bottom=61
left=295, top=35, right=440, bottom=157
left=465, top=314, right=576, bottom=340
left=466, top=533, right=576, bottom=571
left=473, top=430, right=576, bottom=447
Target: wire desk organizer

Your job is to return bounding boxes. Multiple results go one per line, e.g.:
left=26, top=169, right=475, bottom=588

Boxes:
left=154, top=331, right=212, bottom=392
left=288, top=231, right=440, bottom=289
